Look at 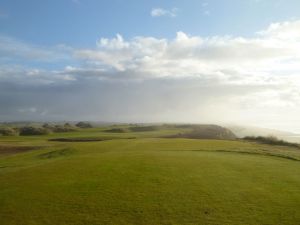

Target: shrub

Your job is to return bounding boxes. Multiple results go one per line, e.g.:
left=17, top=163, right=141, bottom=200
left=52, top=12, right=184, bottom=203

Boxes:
left=19, top=126, right=49, bottom=136
left=42, top=123, right=76, bottom=133
left=243, top=135, right=299, bottom=148
left=52, top=124, right=76, bottom=133
left=64, top=123, right=73, bottom=128
left=76, top=122, right=92, bottom=128
left=105, top=128, right=127, bottom=133
left=129, top=126, right=158, bottom=132
left=0, top=127, right=17, bottom=136
left=42, top=123, right=52, bottom=129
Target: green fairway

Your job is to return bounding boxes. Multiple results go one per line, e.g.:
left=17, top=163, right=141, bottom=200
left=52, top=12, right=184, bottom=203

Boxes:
left=1, top=128, right=300, bottom=225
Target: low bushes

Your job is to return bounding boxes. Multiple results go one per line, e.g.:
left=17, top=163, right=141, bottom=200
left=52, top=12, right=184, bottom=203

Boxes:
left=76, top=122, right=93, bottom=128
left=0, top=127, right=17, bottom=136
left=105, top=128, right=127, bottom=133
left=129, top=126, right=158, bottom=132
left=243, top=135, right=299, bottom=148
left=42, top=123, right=77, bottom=133
left=19, top=126, right=49, bottom=136
left=0, top=122, right=89, bottom=136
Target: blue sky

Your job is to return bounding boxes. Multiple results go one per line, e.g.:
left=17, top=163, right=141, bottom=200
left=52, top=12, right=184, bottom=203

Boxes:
left=1, top=0, right=300, bottom=132
left=1, top=0, right=299, bottom=47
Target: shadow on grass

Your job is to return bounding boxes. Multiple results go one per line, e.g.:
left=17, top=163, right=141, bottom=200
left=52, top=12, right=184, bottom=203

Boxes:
left=48, top=137, right=136, bottom=142
left=162, top=148, right=300, bottom=161
left=38, top=148, right=75, bottom=159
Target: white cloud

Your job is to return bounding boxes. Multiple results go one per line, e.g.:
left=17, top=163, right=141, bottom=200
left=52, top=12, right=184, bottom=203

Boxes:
left=0, top=36, right=72, bottom=62
left=201, top=3, right=210, bottom=16
left=3, top=20, right=300, bottom=86
left=151, top=8, right=178, bottom=17
left=2, top=20, right=300, bottom=131
left=258, top=20, right=300, bottom=41
left=72, top=20, right=300, bottom=131
left=97, top=34, right=130, bottom=49
left=0, top=65, right=77, bottom=86
left=76, top=20, right=300, bottom=82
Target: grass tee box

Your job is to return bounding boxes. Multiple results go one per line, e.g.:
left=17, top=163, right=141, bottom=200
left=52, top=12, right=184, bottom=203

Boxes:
left=0, top=124, right=300, bottom=225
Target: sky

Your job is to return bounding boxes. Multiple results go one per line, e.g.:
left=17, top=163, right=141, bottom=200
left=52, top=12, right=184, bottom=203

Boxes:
left=1, top=0, right=300, bottom=132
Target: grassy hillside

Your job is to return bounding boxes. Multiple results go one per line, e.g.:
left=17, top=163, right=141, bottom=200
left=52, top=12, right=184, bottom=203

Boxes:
left=1, top=125, right=300, bottom=225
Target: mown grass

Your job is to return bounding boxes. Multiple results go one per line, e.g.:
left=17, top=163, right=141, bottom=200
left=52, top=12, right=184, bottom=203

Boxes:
left=0, top=127, right=300, bottom=225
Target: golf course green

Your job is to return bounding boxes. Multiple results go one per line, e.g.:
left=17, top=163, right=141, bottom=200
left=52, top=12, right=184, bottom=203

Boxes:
left=1, top=125, right=300, bottom=225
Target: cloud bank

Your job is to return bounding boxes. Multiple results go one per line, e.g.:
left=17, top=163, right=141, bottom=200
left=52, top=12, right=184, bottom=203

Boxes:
left=1, top=20, right=300, bottom=132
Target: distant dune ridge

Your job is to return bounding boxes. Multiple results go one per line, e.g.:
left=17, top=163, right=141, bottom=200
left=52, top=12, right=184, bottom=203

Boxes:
left=103, top=124, right=237, bottom=140
left=166, top=124, right=237, bottom=140
left=2, top=122, right=300, bottom=144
